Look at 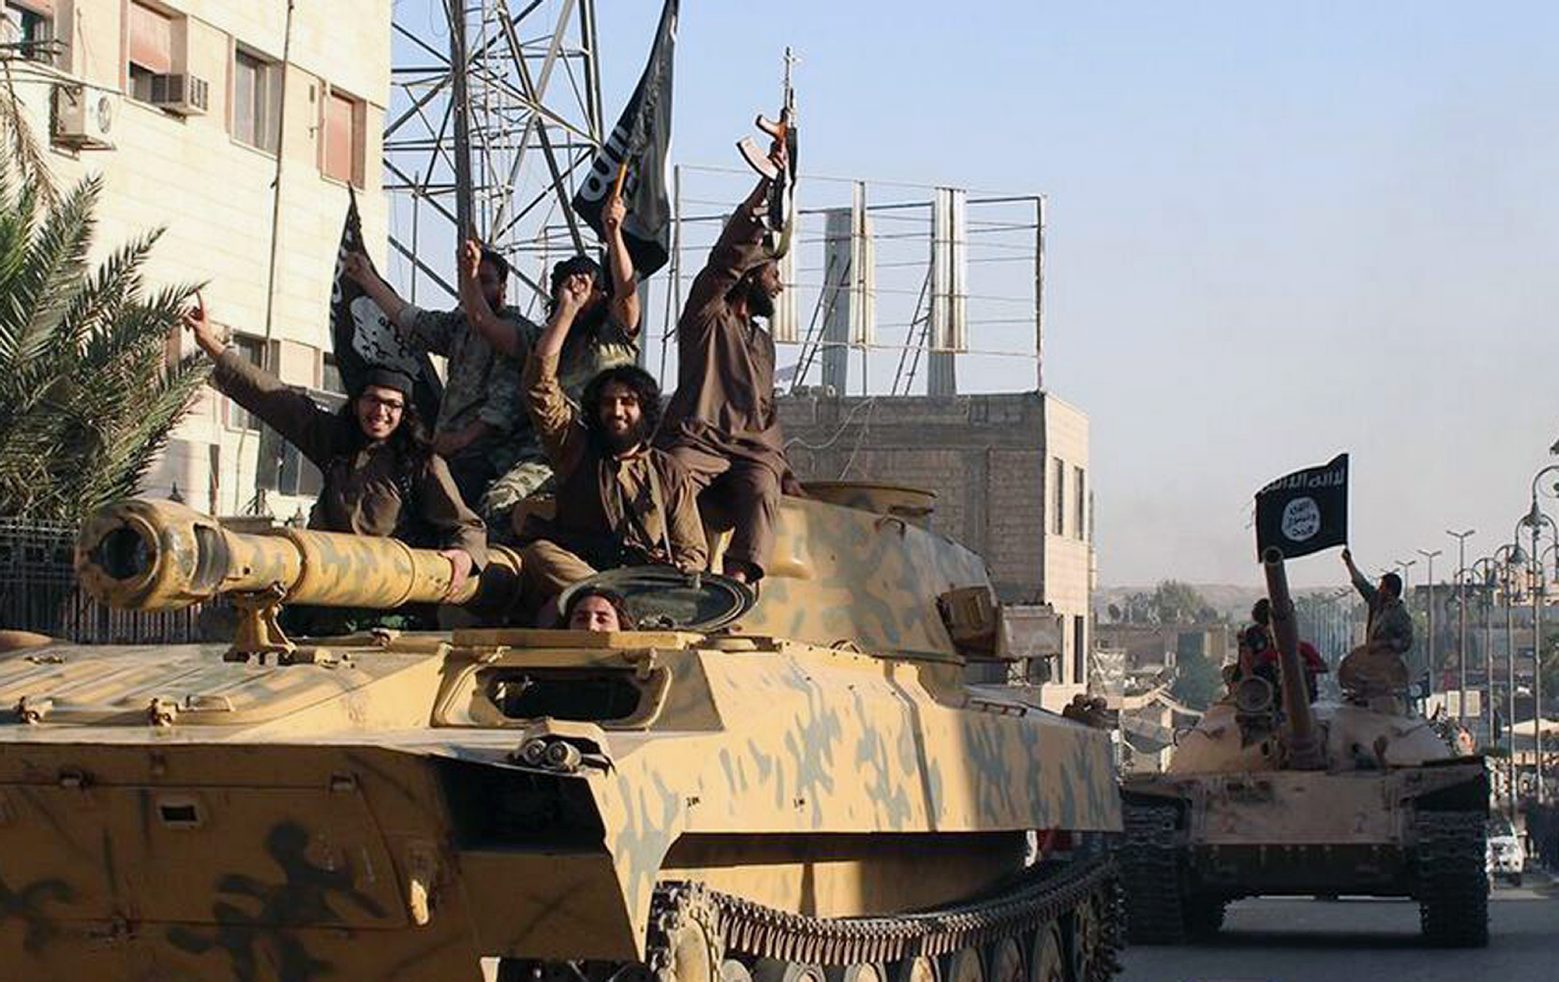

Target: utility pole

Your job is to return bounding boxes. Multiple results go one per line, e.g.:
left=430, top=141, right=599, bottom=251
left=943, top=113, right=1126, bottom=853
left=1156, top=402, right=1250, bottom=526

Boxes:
left=1394, top=559, right=1418, bottom=702
left=1504, top=555, right=1519, bottom=818
left=1448, top=530, right=1475, bottom=726
left=1418, top=548, right=1443, bottom=717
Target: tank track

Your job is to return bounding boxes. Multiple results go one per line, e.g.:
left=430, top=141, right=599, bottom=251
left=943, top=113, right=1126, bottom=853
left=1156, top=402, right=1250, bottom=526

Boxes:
left=504, top=857, right=1123, bottom=982
left=1118, top=800, right=1187, bottom=945
left=1414, top=810, right=1489, bottom=948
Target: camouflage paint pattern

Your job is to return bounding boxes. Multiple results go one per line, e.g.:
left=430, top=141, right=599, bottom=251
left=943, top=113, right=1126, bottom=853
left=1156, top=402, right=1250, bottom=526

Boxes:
left=0, top=491, right=1120, bottom=977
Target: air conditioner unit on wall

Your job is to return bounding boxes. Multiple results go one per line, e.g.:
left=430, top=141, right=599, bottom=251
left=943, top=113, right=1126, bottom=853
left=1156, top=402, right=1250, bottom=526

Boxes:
left=53, top=85, right=117, bottom=149
left=149, top=73, right=208, bottom=116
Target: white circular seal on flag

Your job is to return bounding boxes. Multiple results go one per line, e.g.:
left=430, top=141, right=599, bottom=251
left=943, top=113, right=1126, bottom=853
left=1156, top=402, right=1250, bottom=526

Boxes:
left=1281, top=496, right=1322, bottom=542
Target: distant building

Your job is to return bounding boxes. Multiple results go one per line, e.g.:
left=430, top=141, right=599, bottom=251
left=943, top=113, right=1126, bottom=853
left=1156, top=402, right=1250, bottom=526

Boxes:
left=779, top=390, right=1094, bottom=708
left=5, top=0, right=391, bottom=518
left=1093, top=621, right=1234, bottom=690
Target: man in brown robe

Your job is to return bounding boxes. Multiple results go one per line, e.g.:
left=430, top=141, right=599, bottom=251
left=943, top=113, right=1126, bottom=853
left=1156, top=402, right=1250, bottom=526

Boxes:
left=657, top=145, right=792, bottom=583
left=520, top=271, right=706, bottom=613
left=183, top=296, right=487, bottom=597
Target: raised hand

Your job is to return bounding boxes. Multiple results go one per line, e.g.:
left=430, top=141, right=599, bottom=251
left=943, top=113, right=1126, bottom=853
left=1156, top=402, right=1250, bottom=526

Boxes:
left=181, top=290, right=224, bottom=359
left=342, top=251, right=375, bottom=286
left=459, top=239, right=483, bottom=281
left=604, top=191, right=626, bottom=235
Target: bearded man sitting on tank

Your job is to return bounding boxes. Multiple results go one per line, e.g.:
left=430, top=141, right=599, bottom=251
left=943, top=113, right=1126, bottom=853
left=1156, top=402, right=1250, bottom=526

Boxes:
left=183, top=295, right=487, bottom=632
left=516, top=269, right=707, bottom=623
left=1337, top=549, right=1413, bottom=707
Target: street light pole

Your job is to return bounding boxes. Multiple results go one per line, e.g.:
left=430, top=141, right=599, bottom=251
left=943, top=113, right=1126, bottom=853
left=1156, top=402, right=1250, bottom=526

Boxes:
left=1473, top=558, right=1500, bottom=749
left=1520, top=502, right=1555, bottom=806
left=1417, top=548, right=1442, bottom=717
left=1448, top=530, right=1475, bottom=725
left=1499, top=543, right=1523, bottom=818
left=1394, top=559, right=1418, bottom=701
left=1525, top=462, right=1559, bottom=805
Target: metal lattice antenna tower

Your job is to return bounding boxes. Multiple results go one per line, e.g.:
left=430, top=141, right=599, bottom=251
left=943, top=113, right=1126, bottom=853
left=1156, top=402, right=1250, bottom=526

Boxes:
left=385, top=0, right=603, bottom=311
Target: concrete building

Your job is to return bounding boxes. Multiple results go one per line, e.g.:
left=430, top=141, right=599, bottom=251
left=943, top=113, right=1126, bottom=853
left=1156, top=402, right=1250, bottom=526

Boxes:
left=779, top=390, right=1095, bottom=707
left=4, top=0, right=391, bottom=518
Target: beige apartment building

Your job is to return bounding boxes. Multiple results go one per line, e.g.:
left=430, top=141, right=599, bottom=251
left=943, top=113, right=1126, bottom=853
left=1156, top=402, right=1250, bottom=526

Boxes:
left=3, top=0, right=390, bottom=518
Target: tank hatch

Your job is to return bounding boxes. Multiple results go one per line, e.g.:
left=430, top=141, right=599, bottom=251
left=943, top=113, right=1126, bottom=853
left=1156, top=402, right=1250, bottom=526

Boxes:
left=559, top=566, right=755, bottom=633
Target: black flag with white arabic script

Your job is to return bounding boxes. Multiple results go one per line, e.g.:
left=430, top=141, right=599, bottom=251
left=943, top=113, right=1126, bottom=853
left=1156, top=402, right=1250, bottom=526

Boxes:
left=571, top=0, right=677, bottom=278
left=330, top=190, right=441, bottom=422
left=1255, top=453, right=1349, bottom=560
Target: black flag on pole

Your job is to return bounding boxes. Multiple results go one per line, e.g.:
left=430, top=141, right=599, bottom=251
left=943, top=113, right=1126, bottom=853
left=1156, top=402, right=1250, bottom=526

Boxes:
left=571, top=0, right=678, bottom=278
left=1254, top=453, right=1349, bottom=559
left=330, top=190, right=441, bottom=422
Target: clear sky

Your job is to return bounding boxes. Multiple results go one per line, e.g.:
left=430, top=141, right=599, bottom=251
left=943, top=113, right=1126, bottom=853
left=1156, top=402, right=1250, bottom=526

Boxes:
left=403, top=1, right=1559, bottom=590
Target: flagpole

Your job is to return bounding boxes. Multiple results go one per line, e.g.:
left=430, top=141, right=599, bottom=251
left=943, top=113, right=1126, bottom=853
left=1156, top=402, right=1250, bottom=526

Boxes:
left=449, top=0, right=475, bottom=237
left=659, top=163, right=682, bottom=388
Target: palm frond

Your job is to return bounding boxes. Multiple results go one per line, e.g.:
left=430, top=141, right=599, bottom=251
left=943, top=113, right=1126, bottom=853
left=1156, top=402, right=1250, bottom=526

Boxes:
left=0, top=63, right=58, bottom=208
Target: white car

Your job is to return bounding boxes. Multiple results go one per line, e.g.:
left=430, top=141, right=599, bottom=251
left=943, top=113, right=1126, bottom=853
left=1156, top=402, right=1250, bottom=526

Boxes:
left=1486, top=817, right=1525, bottom=886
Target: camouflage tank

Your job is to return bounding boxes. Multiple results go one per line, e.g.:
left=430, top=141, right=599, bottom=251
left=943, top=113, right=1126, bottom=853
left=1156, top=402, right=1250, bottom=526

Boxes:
left=0, top=486, right=1124, bottom=981
left=1119, top=549, right=1489, bottom=947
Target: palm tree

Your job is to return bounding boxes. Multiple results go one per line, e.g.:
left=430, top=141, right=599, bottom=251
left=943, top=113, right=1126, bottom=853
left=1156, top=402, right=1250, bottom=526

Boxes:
left=0, top=79, right=207, bottom=524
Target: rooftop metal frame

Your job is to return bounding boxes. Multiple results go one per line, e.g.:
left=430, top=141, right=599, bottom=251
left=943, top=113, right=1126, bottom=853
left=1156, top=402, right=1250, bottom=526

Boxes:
left=384, top=0, right=604, bottom=311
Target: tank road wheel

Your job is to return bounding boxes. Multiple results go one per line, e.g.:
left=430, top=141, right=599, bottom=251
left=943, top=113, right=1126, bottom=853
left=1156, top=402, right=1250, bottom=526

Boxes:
left=724, top=962, right=756, bottom=982
left=893, top=955, right=939, bottom=982
left=1415, top=811, right=1489, bottom=948
left=940, top=948, right=984, bottom=982
left=1026, top=921, right=1065, bottom=982
left=985, top=938, right=1023, bottom=982
left=651, top=885, right=727, bottom=982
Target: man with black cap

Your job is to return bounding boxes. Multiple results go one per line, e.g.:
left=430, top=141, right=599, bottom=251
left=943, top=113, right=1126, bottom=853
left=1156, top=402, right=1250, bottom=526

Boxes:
left=183, top=295, right=486, bottom=599
left=517, top=269, right=703, bottom=616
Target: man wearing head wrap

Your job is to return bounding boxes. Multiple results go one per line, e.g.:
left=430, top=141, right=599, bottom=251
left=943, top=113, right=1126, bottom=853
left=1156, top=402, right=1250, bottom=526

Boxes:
left=656, top=139, right=795, bottom=584
left=517, top=269, right=703, bottom=616
left=182, top=295, right=486, bottom=601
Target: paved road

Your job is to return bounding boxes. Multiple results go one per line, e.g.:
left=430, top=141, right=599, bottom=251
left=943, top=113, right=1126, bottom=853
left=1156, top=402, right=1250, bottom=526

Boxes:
left=1119, top=876, right=1559, bottom=982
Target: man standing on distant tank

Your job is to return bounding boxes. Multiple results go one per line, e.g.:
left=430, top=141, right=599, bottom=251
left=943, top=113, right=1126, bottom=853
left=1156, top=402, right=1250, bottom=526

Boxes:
left=1337, top=548, right=1414, bottom=697
left=657, top=138, right=794, bottom=584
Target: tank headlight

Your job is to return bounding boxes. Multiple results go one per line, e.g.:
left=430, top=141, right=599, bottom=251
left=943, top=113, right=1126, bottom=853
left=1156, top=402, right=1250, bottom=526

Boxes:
left=518, top=738, right=548, bottom=766
left=544, top=740, right=582, bottom=771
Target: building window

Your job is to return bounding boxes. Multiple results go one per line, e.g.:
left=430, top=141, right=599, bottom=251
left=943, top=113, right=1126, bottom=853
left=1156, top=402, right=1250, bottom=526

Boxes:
left=1059, top=621, right=1070, bottom=684
left=322, top=88, right=365, bottom=186
left=232, top=47, right=280, bottom=153
left=1051, top=458, right=1065, bottom=536
left=321, top=352, right=344, bottom=396
left=1073, top=615, right=1086, bottom=687
left=3, top=1, right=54, bottom=62
left=223, top=334, right=267, bottom=430
left=1073, top=466, right=1086, bottom=540
left=127, top=1, right=173, bottom=103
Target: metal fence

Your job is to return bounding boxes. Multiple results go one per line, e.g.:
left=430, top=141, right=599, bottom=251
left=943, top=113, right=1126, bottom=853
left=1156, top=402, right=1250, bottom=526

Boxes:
left=0, top=518, right=203, bottom=644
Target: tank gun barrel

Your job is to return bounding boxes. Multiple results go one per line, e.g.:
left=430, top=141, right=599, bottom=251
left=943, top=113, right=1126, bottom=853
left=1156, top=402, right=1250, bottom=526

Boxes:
left=75, top=498, right=520, bottom=614
left=1261, top=546, right=1325, bottom=769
